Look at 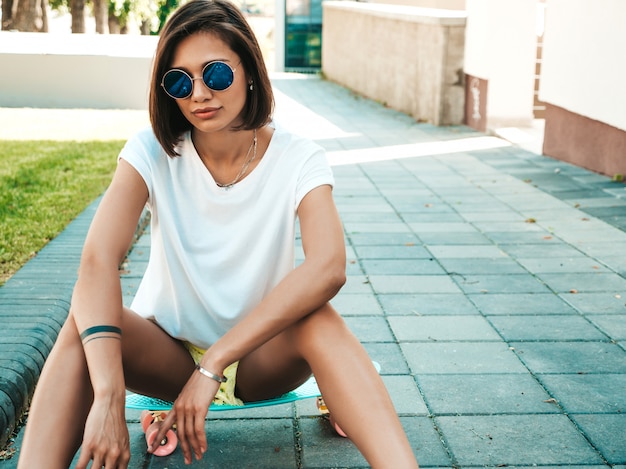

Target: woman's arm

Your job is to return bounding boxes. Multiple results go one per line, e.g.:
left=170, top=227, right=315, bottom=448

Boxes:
left=73, top=159, right=148, bottom=394
left=72, top=159, right=148, bottom=468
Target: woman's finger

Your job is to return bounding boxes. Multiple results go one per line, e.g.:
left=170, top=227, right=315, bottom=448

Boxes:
left=194, top=410, right=208, bottom=459
left=149, top=409, right=176, bottom=454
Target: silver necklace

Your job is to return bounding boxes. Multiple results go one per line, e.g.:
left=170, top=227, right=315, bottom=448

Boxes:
left=215, top=129, right=258, bottom=190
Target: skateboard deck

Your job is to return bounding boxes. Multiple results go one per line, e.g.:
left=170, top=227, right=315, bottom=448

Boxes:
left=126, top=374, right=321, bottom=411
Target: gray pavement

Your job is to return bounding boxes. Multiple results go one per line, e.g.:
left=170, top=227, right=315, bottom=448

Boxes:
left=1, top=73, right=626, bottom=468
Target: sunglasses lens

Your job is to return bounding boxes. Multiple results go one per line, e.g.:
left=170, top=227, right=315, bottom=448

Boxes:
left=203, top=62, right=234, bottom=91
left=163, top=70, right=193, bottom=99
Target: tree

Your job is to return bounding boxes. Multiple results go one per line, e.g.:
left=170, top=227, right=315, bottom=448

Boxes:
left=93, top=0, right=108, bottom=33
left=70, top=0, right=85, bottom=33
left=3, top=0, right=49, bottom=31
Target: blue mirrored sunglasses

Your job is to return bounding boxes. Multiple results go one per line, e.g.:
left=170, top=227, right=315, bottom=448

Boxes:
left=161, top=61, right=238, bottom=99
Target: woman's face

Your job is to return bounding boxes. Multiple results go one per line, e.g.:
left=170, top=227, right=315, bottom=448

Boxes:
left=167, top=31, right=248, bottom=134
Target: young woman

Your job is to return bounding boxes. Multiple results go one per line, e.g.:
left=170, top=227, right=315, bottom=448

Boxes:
left=17, top=1, right=419, bottom=467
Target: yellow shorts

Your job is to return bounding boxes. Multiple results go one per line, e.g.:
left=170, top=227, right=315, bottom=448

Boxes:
left=183, top=342, right=244, bottom=407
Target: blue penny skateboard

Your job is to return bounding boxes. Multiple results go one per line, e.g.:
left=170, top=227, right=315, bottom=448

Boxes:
left=126, top=362, right=380, bottom=456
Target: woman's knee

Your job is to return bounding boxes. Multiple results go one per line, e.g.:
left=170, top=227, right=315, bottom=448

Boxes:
left=292, top=303, right=354, bottom=353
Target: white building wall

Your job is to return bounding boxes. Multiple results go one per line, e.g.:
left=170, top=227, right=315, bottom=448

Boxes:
left=540, top=0, right=626, bottom=131
left=464, top=0, right=538, bottom=127
left=0, top=32, right=157, bottom=109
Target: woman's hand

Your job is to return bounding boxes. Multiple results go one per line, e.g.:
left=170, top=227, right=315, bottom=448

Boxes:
left=151, top=369, right=220, bottom=465
left=75, top=397, right=130, bottom=469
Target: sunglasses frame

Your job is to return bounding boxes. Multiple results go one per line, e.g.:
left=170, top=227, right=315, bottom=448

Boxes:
left=161, top=60, right=239, bottom=99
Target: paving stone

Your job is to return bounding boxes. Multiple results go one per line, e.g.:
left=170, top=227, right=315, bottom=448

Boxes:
left=401, top=342, right=528, bottom=374
left=368, top=275, right=461, bottom=294
left=341, top=275, right=373, bottom=294
left=360, top=258, right=445, bottom=275
left=516, top=256, right=611, bottom=274
left=470, top=292, right=578, bottom=315
left=436, top=414, right=604, bottom=467
left=537, top=272, right=626, bottom=293
left=426, top=244, right=508, bottom=259
left=382, top=375, right=428, bottom=415
left=417, top=231, right=493, bottom=245
left=377, top=293, right=480, bottom=315
left=472, top=220, right=547, bottom=234
left=331, top=293, right=383, bottom=316
left=347, top=231, right=423, bottom=247
left=437, top=257, right=528, bottom=275
left=401, top=211, right=464, bottom=223
left=539, top=373, right=626, bottom=413
left=457, top=211, right=527, bottom=223
left=489, top=315, right=609, bottom=341
left=343, top=223, right=412, bottom=235
left=587, top=314, right=626, bottom=340
left=409, top=222, right=479, bottom=234
left=417, top=373, right=559, bottom=415
left=455, top=273, right=551, bottom=294
left=299, top=417, right=368, bottom=468
left=511, top=341, right=626, bottom=374
left=352, top=244, right=431, bottom=259
left=570, top=414, right=626, bottom=465
left=343, top=316, right=395, bottom=343
left=559, top=292, right=626, bottom=314
left=485, top=230, right=563, bottom=244
left=362, top=342, right=410, bottom=375
left=388, top=315, right=501, bottom=342
left=300, top=416, right=449, bottom=468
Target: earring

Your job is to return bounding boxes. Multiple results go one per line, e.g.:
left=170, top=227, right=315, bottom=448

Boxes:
left=249, top=81, right=254, bottom=91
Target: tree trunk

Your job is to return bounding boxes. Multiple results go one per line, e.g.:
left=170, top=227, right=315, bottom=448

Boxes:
left=12, top=0, right=39, bottom=31
left=2, top=0, right=14, bottom=30
left=93, top=0, right=109, bottom=34
left=70, top=0, right=85, bottom=33
left=38, top=0, right=48, bottom=32
left=140, top=20, right=151, bottom=35
left=108, top=15, right=120, bottom=34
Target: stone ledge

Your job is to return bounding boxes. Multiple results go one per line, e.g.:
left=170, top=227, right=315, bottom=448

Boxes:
left=322, top=1, right=466, bottom=25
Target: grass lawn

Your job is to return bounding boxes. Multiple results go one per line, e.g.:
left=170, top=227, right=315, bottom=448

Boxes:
left=0, top=140, right=124, bottom=285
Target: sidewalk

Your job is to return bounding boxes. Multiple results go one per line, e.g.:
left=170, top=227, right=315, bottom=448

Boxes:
left=1, top=73, right=625, bottom=468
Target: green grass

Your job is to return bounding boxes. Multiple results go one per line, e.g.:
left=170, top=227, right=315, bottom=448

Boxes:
left=0, top=140, right=124, bottom=285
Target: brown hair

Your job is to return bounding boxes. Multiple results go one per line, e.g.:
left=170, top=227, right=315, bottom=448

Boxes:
left=149, top=0, right=274, bottom=157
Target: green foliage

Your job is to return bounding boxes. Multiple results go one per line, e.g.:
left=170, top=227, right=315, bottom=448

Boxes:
left=47, top=0, right=173, bottom=34
left=156, top=0, right=182, bottom=33
left=0, top=140, right=123, bottom=285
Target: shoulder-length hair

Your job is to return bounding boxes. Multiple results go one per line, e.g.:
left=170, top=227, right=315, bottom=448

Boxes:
left=149, top=0, right=274, bottom=157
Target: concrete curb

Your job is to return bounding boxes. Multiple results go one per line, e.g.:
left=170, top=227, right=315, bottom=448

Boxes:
left=0, top=197, right=149, bottom=449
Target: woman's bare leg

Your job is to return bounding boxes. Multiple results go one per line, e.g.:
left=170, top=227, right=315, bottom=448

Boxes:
left=17, top=308, right=195, bottom=468
left=17, top=315, right=92, bottom=468
left=237, top=303, right=419, bottom=469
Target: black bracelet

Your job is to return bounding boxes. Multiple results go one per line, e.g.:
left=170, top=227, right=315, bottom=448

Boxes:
left=80, top=325, right=122, bottom=341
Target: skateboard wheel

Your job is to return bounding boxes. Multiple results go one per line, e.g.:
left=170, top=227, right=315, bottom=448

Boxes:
left=144, top=422, right=178, bottom=456
left=141, top=410, right=177, bottom=456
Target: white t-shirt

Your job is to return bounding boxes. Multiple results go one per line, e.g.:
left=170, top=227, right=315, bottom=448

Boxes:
left=118, top=124, right=334, bottom=348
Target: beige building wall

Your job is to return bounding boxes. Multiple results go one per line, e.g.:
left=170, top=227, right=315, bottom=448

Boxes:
left=540, top=0, right=626, bottom=176
left=322, top=1, right=466, bottom=126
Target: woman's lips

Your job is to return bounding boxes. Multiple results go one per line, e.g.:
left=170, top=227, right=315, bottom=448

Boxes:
left=193, top=107, right=220, bottom=119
